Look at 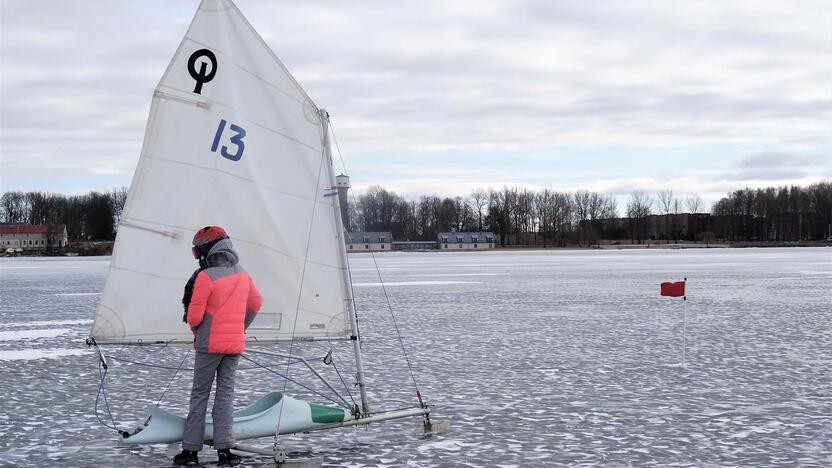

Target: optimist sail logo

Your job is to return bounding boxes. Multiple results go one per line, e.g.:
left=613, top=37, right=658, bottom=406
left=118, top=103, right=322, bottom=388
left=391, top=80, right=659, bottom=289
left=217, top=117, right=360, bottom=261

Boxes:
left=187, top=49, right=217, bottom=94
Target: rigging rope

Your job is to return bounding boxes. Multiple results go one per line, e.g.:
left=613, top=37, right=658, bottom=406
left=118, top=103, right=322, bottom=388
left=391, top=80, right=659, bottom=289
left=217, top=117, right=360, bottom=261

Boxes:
left=240, top=354, right=346, bottom=408
left=330, top=123, right=427, bottom=409
left=155, top=349, right=191, bottom=407
left=89, top=341, right=130, bottom=437
left=94, top=359, right=121, bottom=434
left=329, top=358, right=358, bottom=409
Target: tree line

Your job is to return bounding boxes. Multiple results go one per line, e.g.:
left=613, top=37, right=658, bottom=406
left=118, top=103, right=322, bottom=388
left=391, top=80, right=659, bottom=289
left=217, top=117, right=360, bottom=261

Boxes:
left=348, top=182, right=831, bottom=246
left=711, top=182, right=832, bottom=242
left=2, top=181, right=829, bottom=245
left=0, top=188, right=127, bottom=241
left=348, top=186, right=707, bottom=246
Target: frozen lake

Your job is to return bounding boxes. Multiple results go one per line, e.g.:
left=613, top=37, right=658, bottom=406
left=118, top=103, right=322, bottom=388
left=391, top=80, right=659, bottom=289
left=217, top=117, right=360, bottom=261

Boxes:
left=1, top=248, right=830, bottom=467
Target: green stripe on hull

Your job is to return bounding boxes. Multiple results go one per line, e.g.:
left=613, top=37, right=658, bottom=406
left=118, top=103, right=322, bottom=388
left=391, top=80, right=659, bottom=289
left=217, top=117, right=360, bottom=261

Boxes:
left=309, top=403, right=346, bottom=423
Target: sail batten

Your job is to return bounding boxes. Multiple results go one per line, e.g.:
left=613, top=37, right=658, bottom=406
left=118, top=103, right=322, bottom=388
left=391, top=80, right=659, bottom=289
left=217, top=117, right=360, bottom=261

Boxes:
left=117, top=218, right=345, bottom=270
left=122, top=153, right=332, bottom=206
left=152, top=88, right=324, bottom=153
left=92, top=0, right=351, bottom=344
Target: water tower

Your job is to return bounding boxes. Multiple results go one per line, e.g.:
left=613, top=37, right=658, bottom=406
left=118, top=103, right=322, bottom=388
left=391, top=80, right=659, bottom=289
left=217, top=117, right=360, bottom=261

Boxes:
left=336, top=174, right=350, bottom=228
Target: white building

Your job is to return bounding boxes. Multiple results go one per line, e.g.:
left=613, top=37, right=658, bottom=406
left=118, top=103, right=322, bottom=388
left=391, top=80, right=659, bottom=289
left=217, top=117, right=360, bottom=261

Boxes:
left=345, top=231, right=392, bottom=252
left=336, top=174, right=350, bottom=228
left=0, top=224, right=68, bottom=252
left=437, top=232, right=496, bottom=250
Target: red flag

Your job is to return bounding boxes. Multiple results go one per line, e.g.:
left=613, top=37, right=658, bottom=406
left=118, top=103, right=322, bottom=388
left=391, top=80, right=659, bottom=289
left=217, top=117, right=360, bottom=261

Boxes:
left=661, top=281, right=685, bottom=297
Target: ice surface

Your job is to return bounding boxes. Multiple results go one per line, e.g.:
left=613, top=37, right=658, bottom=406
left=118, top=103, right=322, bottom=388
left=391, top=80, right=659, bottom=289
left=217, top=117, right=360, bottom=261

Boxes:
left=0, top=249, right=830, bottom=467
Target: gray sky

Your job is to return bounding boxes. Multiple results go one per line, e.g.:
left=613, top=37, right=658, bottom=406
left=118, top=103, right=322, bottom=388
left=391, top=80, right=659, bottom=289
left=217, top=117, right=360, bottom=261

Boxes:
left=1, top=0, right=829, bottom=209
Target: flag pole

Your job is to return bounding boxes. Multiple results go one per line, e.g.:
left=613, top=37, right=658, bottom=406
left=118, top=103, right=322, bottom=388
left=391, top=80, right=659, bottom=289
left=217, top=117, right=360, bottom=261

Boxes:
left=682, top=277, right=687, bottom=369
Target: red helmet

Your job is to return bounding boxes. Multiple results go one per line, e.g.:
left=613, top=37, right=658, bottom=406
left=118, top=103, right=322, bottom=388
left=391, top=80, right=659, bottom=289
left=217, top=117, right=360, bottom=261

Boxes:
left=193, top=226, right=228, bottom=246
left=191, top=226, right=229, bottom=258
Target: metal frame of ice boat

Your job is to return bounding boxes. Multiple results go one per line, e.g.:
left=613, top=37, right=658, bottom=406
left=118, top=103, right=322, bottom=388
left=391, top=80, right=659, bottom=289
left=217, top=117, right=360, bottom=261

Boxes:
left=120, top=349, right=433, bottom=446
left=123, top=392, right=433, bottom=446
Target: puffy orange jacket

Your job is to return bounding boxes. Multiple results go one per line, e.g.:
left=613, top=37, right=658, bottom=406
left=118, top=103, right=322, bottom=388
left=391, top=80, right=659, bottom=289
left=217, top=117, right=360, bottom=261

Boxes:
left=187, top=240, right=262, bottom=354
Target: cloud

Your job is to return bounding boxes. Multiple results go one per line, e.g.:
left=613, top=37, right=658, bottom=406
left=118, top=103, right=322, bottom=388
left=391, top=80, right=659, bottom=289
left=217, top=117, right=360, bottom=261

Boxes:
left=737, top=151, right=829, bottom=168
left=1, top=0, right=830, bottom=198
left=734, top=168, right=808, bottom=181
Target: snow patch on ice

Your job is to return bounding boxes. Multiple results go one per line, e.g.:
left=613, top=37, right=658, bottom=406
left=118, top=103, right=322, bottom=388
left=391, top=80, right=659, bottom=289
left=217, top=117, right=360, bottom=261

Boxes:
left=0, top=328, right=70, bottom=341
left=409, top=273, right=506, bottom=277
left=0, top=319, right=92, bottom=328
left=352, top=281, right=480, bottom=287
left=54, top=293, right=101, bottom=296
left=0, top=348, right=86, bottom=361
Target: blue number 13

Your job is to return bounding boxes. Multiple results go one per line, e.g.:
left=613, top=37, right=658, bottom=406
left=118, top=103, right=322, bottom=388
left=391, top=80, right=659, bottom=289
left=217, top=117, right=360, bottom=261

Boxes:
left=210, top=119, right=246, bottom=161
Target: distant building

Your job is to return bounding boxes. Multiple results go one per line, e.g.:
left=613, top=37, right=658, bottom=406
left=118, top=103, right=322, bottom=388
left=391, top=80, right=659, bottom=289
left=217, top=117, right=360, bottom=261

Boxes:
left=0, top=224, right=68, bottom=251
left=437, top=232, right=496, bottom=250
left=645, top=213, right=712, bottom=242
left=336, top=174, right=350, bottom=228
left=345, top=231, right=392, bottom=252
left=392, top=240, right=438, bottom=251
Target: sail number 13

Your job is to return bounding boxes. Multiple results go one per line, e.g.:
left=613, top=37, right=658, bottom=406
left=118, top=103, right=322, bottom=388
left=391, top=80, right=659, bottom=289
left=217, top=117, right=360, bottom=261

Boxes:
left=210, top=119, right=246, bottom=161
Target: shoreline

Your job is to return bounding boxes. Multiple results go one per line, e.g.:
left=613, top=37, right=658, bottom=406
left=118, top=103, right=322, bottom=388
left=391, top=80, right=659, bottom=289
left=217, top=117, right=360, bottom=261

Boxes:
left=3, top=241, right=829, bottom=258
left=492, top=241, right=831, bottom=251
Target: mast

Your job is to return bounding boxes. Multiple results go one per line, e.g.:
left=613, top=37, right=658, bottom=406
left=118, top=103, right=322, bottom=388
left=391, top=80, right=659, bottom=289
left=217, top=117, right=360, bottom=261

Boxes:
left=319, top=109, right=370, bottom=415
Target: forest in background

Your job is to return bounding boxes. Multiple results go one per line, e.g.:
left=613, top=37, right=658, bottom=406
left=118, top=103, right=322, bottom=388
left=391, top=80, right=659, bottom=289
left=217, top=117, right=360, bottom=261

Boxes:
left=1, top=181, right=830, bottom=246
left=0, top=188, right=127, bottom=241
left=346, top=182, right=832, bottom=245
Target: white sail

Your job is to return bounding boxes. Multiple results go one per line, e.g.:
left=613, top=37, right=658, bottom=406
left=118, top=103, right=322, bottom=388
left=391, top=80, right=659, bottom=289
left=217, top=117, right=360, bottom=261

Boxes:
left=91, top=0, right=351, bottom=344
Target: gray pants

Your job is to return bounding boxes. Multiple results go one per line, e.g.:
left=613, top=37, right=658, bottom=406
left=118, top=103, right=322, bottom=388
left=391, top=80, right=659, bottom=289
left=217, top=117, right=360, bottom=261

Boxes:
left=182, top=352, right=240, bottom=451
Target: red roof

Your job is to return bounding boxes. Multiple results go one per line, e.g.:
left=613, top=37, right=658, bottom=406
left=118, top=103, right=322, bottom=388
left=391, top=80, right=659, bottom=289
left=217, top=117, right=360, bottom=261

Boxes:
left=0, top=224, right=66, bottom=235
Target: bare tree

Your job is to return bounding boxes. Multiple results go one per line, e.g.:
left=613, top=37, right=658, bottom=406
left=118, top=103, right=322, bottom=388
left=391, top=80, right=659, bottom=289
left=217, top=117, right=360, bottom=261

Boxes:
left=627, top=190, right=653, bottom=244
left=657, top=189, right=675, bottom=243
left=487, top=187, right=515, bottom=246
left=604, top=195, right=618, bottom=219
left=453, top=196, right=473, bottom=231
left=470, top=189, right=488, bottom=231
left=0, top=191, right=28, bottom=224
left=684, top=193, right=703, bottom=242
left=672, top=198, right=683, bottom=242
left=416, top=195, right=441, bottom=240
left=552, top=192, right=573, bottom=247
left=598, top=194, right=619, bottom=241
left=515, top=188, right=535, bottom=240
left=685, top=193, right=703, bottom=213
left=572, top=191, right=590, bottom=247
left=110, top=186, right=129, bottom=225
left=658, top=190, right=674, bottom=214
left=572, top=190, right=615, bottom=246
left=536, top=189, right=558, bottom=247
left=346, top=203, right=360, bottom=232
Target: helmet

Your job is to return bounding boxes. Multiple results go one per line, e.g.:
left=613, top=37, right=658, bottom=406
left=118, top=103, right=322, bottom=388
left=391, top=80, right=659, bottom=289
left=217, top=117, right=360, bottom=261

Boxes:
left=192, top=226, right=228, bottom=246
left=191, top=226, right=229, bottom=259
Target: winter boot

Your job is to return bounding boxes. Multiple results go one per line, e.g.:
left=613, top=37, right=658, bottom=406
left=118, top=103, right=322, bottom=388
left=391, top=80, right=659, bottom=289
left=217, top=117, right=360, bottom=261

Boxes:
left=217, top=448, right=241, bottom=467
left=173, top=449, right=199, bottom=466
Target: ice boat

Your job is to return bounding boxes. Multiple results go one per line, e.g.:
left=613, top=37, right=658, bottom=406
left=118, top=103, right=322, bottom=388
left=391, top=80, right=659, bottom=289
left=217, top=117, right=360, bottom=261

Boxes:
left=86, top=0, right=442, bottom=459
left=123, top=392, right=351, bottom=444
